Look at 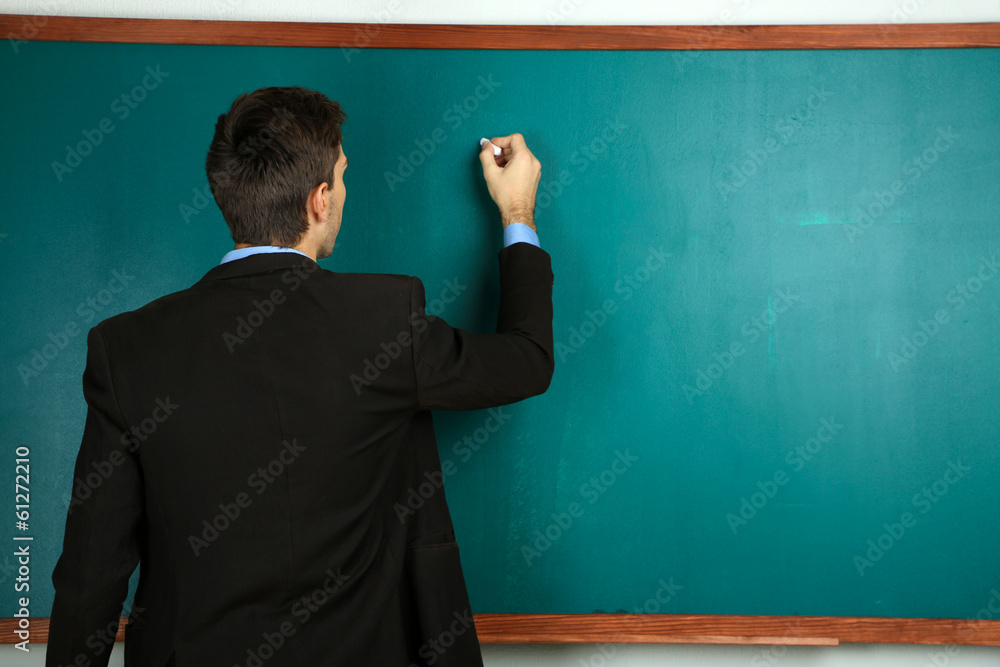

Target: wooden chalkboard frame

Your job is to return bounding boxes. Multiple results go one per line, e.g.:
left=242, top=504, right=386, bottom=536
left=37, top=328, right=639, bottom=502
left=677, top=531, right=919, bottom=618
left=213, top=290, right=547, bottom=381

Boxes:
left=3, top=13, right=1000, bottom=647
left=1, top=15, right=1000, bottom=49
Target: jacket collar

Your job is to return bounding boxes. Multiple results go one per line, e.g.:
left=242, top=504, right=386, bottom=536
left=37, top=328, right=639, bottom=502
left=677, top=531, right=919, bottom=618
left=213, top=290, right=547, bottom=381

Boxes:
left=194, top=251, right=321, bottom=285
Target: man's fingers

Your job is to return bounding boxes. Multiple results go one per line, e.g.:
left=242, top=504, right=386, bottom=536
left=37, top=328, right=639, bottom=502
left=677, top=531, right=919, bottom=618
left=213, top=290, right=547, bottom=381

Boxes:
left=489, top=135, right=511, bottom=148
left=493, top=135, right=513, bottom=155
left=491, top=134, right=533, bottom=164
left=479, top=141, right=502, bottom=172
left=481, top=133, right=534, bottom=173
left=490, top=133, right=524, bottom=149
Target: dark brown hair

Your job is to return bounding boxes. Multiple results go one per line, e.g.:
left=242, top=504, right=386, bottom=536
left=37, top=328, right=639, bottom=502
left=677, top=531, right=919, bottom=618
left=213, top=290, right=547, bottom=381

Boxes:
left=206, top=86, right=346, bottom=247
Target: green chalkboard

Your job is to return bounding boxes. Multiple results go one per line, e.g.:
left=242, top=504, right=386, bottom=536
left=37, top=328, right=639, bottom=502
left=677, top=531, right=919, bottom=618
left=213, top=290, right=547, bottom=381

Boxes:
left=2, top=41, right=999, bottom=622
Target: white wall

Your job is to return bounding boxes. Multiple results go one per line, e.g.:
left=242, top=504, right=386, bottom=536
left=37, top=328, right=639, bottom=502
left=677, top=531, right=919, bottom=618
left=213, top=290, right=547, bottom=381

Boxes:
left=3, top=639, right=1000, bottom=666
left=2, top=0, right=999, bottom=664
left=2, top=0, right=1000, bottom=24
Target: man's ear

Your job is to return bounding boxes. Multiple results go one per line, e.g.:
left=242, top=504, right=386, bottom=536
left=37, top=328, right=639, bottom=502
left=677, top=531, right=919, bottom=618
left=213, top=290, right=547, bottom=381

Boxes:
left=307, top=182, right=330, bottom=222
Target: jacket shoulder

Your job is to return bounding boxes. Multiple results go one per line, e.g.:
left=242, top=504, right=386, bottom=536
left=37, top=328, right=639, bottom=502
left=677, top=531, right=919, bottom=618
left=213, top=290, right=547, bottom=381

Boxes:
left=94, top=269, right=418, bottom=335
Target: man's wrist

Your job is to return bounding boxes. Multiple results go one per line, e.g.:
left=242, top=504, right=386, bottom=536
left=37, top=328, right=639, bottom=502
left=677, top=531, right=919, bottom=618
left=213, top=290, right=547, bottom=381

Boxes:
left=501, top=216, right=536, bottom=232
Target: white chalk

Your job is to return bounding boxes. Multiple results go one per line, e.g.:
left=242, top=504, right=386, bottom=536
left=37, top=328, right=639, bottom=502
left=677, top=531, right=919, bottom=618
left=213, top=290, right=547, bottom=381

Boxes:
left=480, top=137, right=502, bottom=156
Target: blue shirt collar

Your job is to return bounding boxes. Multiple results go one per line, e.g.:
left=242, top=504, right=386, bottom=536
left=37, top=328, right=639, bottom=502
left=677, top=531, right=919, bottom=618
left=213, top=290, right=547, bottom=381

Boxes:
left=220, top=246, right=312, bottom=265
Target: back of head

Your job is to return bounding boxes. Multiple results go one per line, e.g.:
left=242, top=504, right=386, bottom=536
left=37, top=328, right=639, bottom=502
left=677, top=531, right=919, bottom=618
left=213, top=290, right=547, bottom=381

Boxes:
left=206, top=86, right=346, bottom=247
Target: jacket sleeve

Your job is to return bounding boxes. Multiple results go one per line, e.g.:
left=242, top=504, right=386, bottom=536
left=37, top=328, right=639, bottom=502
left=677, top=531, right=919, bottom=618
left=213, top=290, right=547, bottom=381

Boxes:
left=409, top=242, right=555, bottom=411
left=47, top=326, right=143, bottom=667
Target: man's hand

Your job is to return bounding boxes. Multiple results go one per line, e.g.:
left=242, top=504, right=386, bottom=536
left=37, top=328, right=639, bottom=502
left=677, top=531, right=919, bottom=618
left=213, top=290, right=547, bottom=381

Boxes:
left=479, top=133, right=542, bottom=232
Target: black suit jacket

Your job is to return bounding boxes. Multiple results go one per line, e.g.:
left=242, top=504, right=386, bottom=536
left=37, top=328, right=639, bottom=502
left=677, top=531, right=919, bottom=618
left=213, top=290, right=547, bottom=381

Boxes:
left=46, top=242, right=554, bottom=666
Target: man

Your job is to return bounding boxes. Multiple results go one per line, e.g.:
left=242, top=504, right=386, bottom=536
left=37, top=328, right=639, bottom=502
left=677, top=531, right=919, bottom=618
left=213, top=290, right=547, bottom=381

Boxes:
left=47, top=86, right=553, bottom=666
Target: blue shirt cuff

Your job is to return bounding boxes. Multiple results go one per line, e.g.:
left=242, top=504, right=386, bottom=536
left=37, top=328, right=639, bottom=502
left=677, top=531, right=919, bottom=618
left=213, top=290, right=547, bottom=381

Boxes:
left=503, top=222, right=540, bottom=249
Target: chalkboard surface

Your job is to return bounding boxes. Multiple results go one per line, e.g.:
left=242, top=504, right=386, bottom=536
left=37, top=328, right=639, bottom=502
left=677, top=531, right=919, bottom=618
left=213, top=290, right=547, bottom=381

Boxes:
left=2, top=41, right=998, bottom=621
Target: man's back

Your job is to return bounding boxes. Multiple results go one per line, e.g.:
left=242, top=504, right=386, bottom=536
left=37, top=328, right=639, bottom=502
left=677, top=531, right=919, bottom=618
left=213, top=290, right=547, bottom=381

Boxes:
left=46, top=245, right=553, bottom=666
